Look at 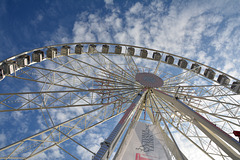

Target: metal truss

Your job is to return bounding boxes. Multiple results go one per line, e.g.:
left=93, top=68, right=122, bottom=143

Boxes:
left=0, top=95, right=135, bottom=159
left=150, top=89, right=240, bottom=160
left=0, top=43, right=239, bottom=160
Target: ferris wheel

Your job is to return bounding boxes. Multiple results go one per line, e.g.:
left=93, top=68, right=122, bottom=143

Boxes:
left=0, top=43, right=239, bottom=160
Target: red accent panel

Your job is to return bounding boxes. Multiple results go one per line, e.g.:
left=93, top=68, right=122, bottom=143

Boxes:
left=154, top=88, right=236, bottom=140
left=119, top=103, right=136, bottom=124
left=233, top=131, right=240, bottom=137
left=135, top=153, right=151, bottom=160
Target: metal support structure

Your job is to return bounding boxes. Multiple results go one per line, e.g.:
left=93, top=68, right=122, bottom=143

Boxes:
left=153, top=89, right=240, bottom=160
left=145, top=102, right=188, bottom=160
left=0, top=98, right=131, bottom=159
left=1, top=42, right=240, bottom=159
left=93, top=89, right=147, bottom=160
left=113, top=94, right=146, bottom=159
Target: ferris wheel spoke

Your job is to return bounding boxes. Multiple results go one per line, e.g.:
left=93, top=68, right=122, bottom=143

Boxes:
left=59, top=56, right=100, bottom=89
left=187, top=95, right=240, bottom=124
left=148, top=92, right=215, bottom=159
left=7, top=74, right=83, bottom=90
left=17, top=67, right=37, bottom=80
left=67, top=54, right=138, bottom=86
left=160, top=83, right=240, bottom=127
left=0, top=96, right=133, bottom=159
left=144, top=106, right=188, bottom=160
left=52, top=56, right=98, bottom=86
left=49, top=57, right=94, bottom=77
left=161, top=90, right=240, bottom=107
left=162, top=85, right=239, bottom=100
left=163, top=117, right=216, bottom=159
left=21, top=65, right=137, bottom=90
left=39, top=101, right=96, bottom=159
left=12, top=65, right=88, bottom=90
left=95, top=73, right=142, bottom=89
left=0, top=87, right=138, bottom=112
left=28, top=64, right=76, bottom=86
left=99, top=53, right=137, bottom=79
left=154, top=57, right=162, bottom=74
left=95, top=71, right=138, bottom=87
left=151, top=94, right=227, bottom=159
left=86, top=52, right=109, bottom=72
left=122, top=56, right=137, bottom=76
left=151, top=93, right=234, bottom=159
left=125, top=46, right=140, bottom=73
left=193, top=120, right=240, bottom=159
left=188, top=105, right=240, bottom=127
left=122, top=48, right=139, bottom=75
left=147, top=92, right=187, bottom=159
left=164, top=69, right=197, bottom=86
left=16, top=64, right=89, bottom=91
left=153, top=89, right=240, bottom=159
left=53, top=58, right=138, bottom=88
left=27, top=65, right=86, bottom=82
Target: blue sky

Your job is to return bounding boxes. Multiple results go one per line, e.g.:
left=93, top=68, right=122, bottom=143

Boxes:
left=1, top=0, right=240, bottom=77
left=0, top=0, right=240, bottom=159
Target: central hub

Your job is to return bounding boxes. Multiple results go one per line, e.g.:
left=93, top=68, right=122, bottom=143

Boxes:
left=135, top=72, right=164, bottom=88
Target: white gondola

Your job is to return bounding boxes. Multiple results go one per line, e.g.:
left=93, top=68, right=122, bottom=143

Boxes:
left=32, top=50, right=44, bottom=62
left=217, top=75, right=230, bottom=86
left=61, top=45, right=70, bottom=55
left=75, top=44, right=83, bottom=54
left=165, top=55, right=174, bottom=64
left=204, top=68, right=215, bottom=80
left=16, top=55, right=30, bottom=67
left=127, top=47, right=135, bottom=56
left=0, top=68, right=5, bottom=80
left=178, top=59, right=188, bottom=68
left=47, top=47, right=57, bottom=59
left=191, top=63, right=201, bottom=73
left=115, top=45, right=122, bottom=54
left=152, top=52, right=161, bottom=60
left=88, top=44, right=96, bottom=53
left=2, top=60, right=16, bottom=75
left=102, top=44, right=109, bottom=53
left=231, top=81, right=240, bottom=94
left=140, top=49, right=148, bottom=58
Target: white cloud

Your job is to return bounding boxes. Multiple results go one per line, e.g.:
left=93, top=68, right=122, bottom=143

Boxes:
left=104, top=0, right=113, bottom=5
left=0, top=132, right=6, bottom=148
left=76, top=132, right=105, bottom=160
left=11, top=111, right=23, bottom=120
left=45, top=26, right=71, bottom=45
left=129, top=2, right=143, bottom=14
left=73, top=1, right=239, bottom=78
left=31, top=14, right=43, bottom=25
left=29, top=146, right=65, bottom=160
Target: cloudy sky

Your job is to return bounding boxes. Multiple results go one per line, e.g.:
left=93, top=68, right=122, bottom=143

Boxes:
left=0, top=0, right=240, bottom=159
left=1, top=0, right=240, bottom=78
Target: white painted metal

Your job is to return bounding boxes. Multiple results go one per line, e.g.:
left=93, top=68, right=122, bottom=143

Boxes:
left=0, top=42, right=239, bottom=160
left=153, top=89, right=240, bottom=160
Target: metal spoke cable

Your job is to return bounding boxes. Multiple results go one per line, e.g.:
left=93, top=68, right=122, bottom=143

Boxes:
left=99, top=53, right=136, bottom=78
left=0, top=98, right=131, bottom=158
left=68, top=54, right=139, bottom=86
left=149, top=91, right=186, bottom=160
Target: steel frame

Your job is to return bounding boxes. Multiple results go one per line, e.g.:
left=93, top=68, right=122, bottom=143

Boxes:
left=0, top=43, right=239, bottom=160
